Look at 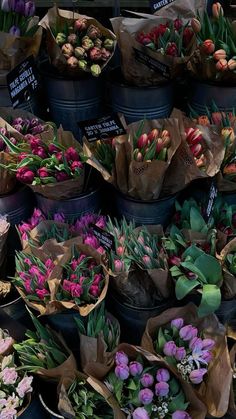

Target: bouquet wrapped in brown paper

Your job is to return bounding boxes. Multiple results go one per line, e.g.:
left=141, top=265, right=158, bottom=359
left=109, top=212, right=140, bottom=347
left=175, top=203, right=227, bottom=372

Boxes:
left=39, top=5, right=116, bottom=78
left=226, top=325, right=236, bottom=418
left=219, top=238, right=236, bottom=300
left=87, top=343, right=207, bottom=418
left=111, top=15, right=195, bottom=86
left=141, top=303, right=232, bottom=418
left=162, top=109, right=225, bottom=195
left=14, top=242, right=109, bottom=317
left=58, top=371, right=123, bottom=419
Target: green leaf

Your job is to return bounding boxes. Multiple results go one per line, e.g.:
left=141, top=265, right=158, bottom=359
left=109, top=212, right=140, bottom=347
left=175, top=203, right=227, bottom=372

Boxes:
left=175, top=276, right=199, bottom=300
left=182, top=245, right=204, bottom=261
left=190, top=207, right=207, bottom=233
left=197, top=284, right=221, bottom=317
left=157, top=327, right=167, bottom=352
left=194, top=254, right=222, bottom=285
left=180, top=261, right=207, bottom=283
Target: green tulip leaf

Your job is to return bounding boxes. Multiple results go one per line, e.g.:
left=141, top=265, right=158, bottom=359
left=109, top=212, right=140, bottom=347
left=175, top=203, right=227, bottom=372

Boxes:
left=175, top=276, right=199, bottom=300
left=197, top=284, right=221, bottom=317
left=194, top=254, right=222, bottom=284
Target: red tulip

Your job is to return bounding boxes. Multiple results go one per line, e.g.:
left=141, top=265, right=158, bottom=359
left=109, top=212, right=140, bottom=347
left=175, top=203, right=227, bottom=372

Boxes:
left=202, top=39, right=215, bottom=55
left=137, top=133, right=148, bottom=149
left=190, top=143, right=203, bottom=157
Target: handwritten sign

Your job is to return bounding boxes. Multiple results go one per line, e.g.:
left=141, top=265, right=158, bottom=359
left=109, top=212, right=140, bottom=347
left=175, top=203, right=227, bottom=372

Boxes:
left=133, top=47, right=171, bottom=78
left=79, top=113, right=126, bottom=142
left=92, top=225, right=115, bottom=251
left=150, top=0, right=175, bottom=13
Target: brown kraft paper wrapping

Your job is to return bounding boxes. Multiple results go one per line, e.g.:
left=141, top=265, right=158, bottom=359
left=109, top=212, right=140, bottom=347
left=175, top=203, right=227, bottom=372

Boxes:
left=111, top=16, right=194, bottom=87
left=20, top=220, right=72, bottom=250
left=88, top=343, right=207, bottom=419
left=39, top=6, right=116, bottom=77
left=141, top=303, right=232, bottom=417
left=219, top=238, right=236, bottom=300
left=153, top=0, right=206, bottom=18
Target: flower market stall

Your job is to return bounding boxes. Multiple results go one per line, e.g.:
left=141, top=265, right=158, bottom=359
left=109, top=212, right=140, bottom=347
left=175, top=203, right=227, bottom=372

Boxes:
left=1, top=0, right=236, bottom=418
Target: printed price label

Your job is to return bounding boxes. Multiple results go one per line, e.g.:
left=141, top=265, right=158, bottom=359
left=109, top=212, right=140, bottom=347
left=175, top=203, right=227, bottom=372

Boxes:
left=79, top=114, right=126, bottom=142
left=7, top=55, right=40, bottom=108
left=206, top=180, right=218, bottom=221
left=133, top=47, right=171, bottom=78
left=150, top=0, right=175, bottom=13
left=92, top=225, right=115, bottom=251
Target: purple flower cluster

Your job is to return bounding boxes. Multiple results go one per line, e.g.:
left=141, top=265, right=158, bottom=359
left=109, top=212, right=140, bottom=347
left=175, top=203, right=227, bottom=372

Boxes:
left=1, top=0, right=35, bottom=17
left=159, top=317, right=215, bottom=385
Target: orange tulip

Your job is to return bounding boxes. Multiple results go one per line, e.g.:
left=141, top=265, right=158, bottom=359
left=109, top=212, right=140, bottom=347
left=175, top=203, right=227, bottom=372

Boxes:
left=197, top=115, right=210, bottom=126
left=202, top=39, right=215, bottom=55
left=216, top=59, right=228, bottom=71
left=228, top=59, right=236, bottom=71
left=213, top=49, right=227, bottom=61
left=191, top=18, right=201, bottom=33
left=212, top=2, right=224, bottom=18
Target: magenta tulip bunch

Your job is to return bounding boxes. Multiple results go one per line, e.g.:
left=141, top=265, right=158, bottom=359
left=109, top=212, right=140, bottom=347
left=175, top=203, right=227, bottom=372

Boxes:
left=155, top=317, right=215, bottom=385
left=59, top=248, right=105, bottom=302
left=10, top=117, right=46, bottom=136
left=0, top=126, right=22, bottom=152
left=105, top=350, right=191, bottom=418
left=0, top=0, right=37, bottom=36
left=14, top=252, right=55, bottom=302
left=17, top=208, right=45, bottom=242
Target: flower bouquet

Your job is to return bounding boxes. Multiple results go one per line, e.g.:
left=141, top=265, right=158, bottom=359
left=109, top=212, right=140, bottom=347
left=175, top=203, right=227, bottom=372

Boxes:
left=111, top=15, right=195, bottom=86
left=13, top=309, right=77, bottom=382
left=141, top=304, right=232, bottom=417
left=153, top=0, right=206, bottom=19
left=39, top=5, right=116, bottom=77
left=75, top=301, right=120, bottom=373
left=213, top=197, right=236, bottom=238
left=219, top=238, right=236, bottom=299
left=0, top=126, right=85, bottom=200
left=91, top=343, right=207, bottom=418
left=0, top=0, right=42, bottom=85
left=188, top=3, right=236, bottom=83
left=189, top=102, right=236, bottom=128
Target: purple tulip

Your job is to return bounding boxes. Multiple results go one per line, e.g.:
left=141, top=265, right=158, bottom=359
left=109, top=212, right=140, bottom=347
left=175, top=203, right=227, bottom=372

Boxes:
left=9, top=25, right=21, bottom=36
left=200, top=350, right=213, bottom=363
left=115, top=364, right=129, bottom=380
left=155, top=381, right=169, bottom=397
left=1, top=0, right=10, bottom=12
left=172, top=411, right=191, bottom=419
left=138, top=389, right=154, bottom=405
left=156, top=368, right=170, bottom=383
left=179, top=325, right=198, bottom=341
left=171, top=318, right=184, bottom=329
left=202, top=339, right=215, bottom=350
left=189, top=337, right=203, bottom=352
left=175, top=347, right=186, bottom=361
left=189, top=368, right=207, bottom=384
left=163, top=341, right=177, bottom=356
left=140, top=373, right=154, bottom=388
left=115, top=351, right=129, bottom=366
left=24, top=1, right=35, bottom=17
left=129, top=361, right=143, bottom=377
left=133, top=407, right=150, bottom=419
left=15, top=0, right=25, bottom=14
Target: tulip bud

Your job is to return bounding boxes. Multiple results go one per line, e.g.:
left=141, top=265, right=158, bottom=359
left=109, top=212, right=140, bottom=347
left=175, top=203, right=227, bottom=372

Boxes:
left=213, top=49, right=227, bottom=61
left=133, top=149, right=143, bottom=162
left=212, top=2, right=224, bottom=18
left=24, top=1, right=35, bottom=17
left=171, top=318, right=184, bottom=329
left=67, top=33, right=77, bottom=46
left=138, top=389, right=153, bottom=405
left=161, top=129, right=170, bottom=140
left=223, top=163, right=236, bottom=175
left=147, top=128, right=159, bottom=142
left=82, top=36, right=94, bottom=51
left=78, top=60, right=87, bottom=71
left=169, top=256, right=181, bottom=266
left=191, top=18, right=201, bottom=33
left=74, top=18, right=87, bottom=32
left=189, top=337, right=203, bottom=351
left=91, top=64, right=101, bottom=77
left=114, top=259, right=124, bottom=272
left=89, top=47, right=102, bottom=61
left=216, top=58, right=228, bottom=71
left=67, top=56, right=79, bottom=69
left=175, top=347, right=186, bottom=361
left=189, top=368, right=207, bottom=384
left=185, top=127, right=203, bottom=145
left=74, top=47, right=86, bottom=59
left=115, top=364, right=129, bottom=380
left=195, top=154, right=206, bottom=168
left=61, top=43, right=74, bottom=59
left=163, top=341, right=177, bottom=356
left=228, top=58, right=236, bottom=71
left=87, top=24, right=102, bottom=40
left=9, top=25, right=20, bottom=36
left=140, top=373, right=154, bottom=388
left=15, top=0, right=24, bottom=14
left=115, top=351, right=129, bottom=365
left=104, top=38, right=114, bottom=51
left=172, top=411, right=191, bottom=419
left=179, top=325, right=198, bottom=341
left=156, top=138, right=164, bottom=154
left=156, top=369, right=170, bottom=382
left=133, top=407, right=150, bottom=419
left=190, top=143, right=203, bottom=157
left=202, top=338, right=215, bottom=350
left=94, top=38, right=102, bottom=48
left=155, top=382, right=169, bottom=397
left=197, top=115, right=210, bottom=126
left=221, top=127, right=235, bottom=143
left=202, top=39, right=215, bottom=55
left=201, top=351, right=213, bottom=363
left=142, top=255, right=152, bottom=268
left=56, top=32, right=67, bottom=46
left=137, top=133, right=148, bottom=149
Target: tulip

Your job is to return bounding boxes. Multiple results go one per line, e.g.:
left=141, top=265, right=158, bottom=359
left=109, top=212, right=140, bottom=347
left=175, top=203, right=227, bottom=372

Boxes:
left=189, top=337, right=203, bottom=351
left=94, top=38, right=102, bottom=48
left=195, top=154, right=206, bottom=168
left=1, top=0, right=10, bottom=11
left=75, top=47, right=86, bottom=59
left=71, top=161, right=83, bottom=172
left=179, top=325, right=198, bottom=341
left=166, top=42, right=178, bottom=57
left=190, top=143, right=203, bottom=157
left=156, top=138, right=164, bottom=154
left=114, top=259, right=124, bottom=272
left=228, top=58, right=236, bottom=71
left=148, top=129, right=159, bottom=142
left=56, top=33, right=67, bottom=46
left=175, top=347, right=186, bottom=361
left=90, top=47, right=102, bottom=61
left=138, top=389, right=153, bottom=405
left=174, top=18, right=182, bottom=31
left=129, top=361, right=143, bottom=377
left=183, top=28, right=194, bottom=47
left=15, top=0, right=25, bottom=14
left=84, top=235, right=99, bottom=249
left=9, top=26, right=20, bottom=36
left=74, top=18, right=87, bottom=32
left=171, top=318, right=184, bottom=329
left=32, top=147, right=47, bottom=159
left=133, top=149, right=143, bottom=162
left=115, top=364, right=129, bottom=380
left=169, top=256, right=181, bottom=266
left=201, top=351, right=213, bottom=363
left=212, top=2, right=224, bottom=18
left=191, top=18, right=201, bottom=33
left=140, top=373, right=154, bottom=388
left=61, top=43, right=74, bottom=59
left=156, top=369, right=170, bottom=382
left=82, top=36, right=94, bottom=51
left=56, top=172, right=69, bottom=182
left=12, top=123, right=22, bottom=133
left=16, top=167, right=35, bottom=184
left=221, top=127, right=235, bottom=143
left=65, top=147, right=80, bottom=162
left=216, top=59, right=228, bottom=71
left=185, top=128, right=203, bottom=145
left=104, top=38, right=114, bottom=51
left=197, top=115, right=210, bottom=126
left=213, top=49, right=227, bottom=61
left=202, top=39, right=215, bottom=55
left=163, top=341, right=177, bottom=356
left=133, top=407, right=150, bottom=419
left=211, top=111, right=223, bottom=125
left=67, top=57, right=79, bottom=69
left=91, top=64, right=101, bottom=77
left=142, top=255, right=152, bottom=268
left=155, top=382, right=169, bottom=397
left=78, top=60, right=87, bottom=71
left=202, top=339, right=215, bottom=350
left=101, top=47, right=111, bottom=61
left=189, top=368, right=207, bottom=384
left=172, top=411, right=191, bottom=419
left=115, top=351, right=129, bottom=366
left=223, top=163, right=236, bottom=175
left=0, top=127, right=7, bottom=136
left=67, top=33, right=77, bottom=46
left=137, top=133, right=148, bottom=149
left=37, top=167, right=49, bottom=178
left=24, top=1, right=35, bottom=17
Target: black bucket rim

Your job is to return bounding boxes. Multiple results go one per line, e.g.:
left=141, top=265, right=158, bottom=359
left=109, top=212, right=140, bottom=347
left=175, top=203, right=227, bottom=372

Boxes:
left=113, top=187, right=177, bottom=205
left=0, top=184, right=31, bottom=199
left=35, top=186, right=101, bottom=203
left=38, top=60, right=107, bottom=83
left=110, top=288, right=174, bottom=311
left=107, top=66, right=173, bottom=90
left=38, top=394, right=64, bottom=419
left=0, top=295, right=22, bottom=309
